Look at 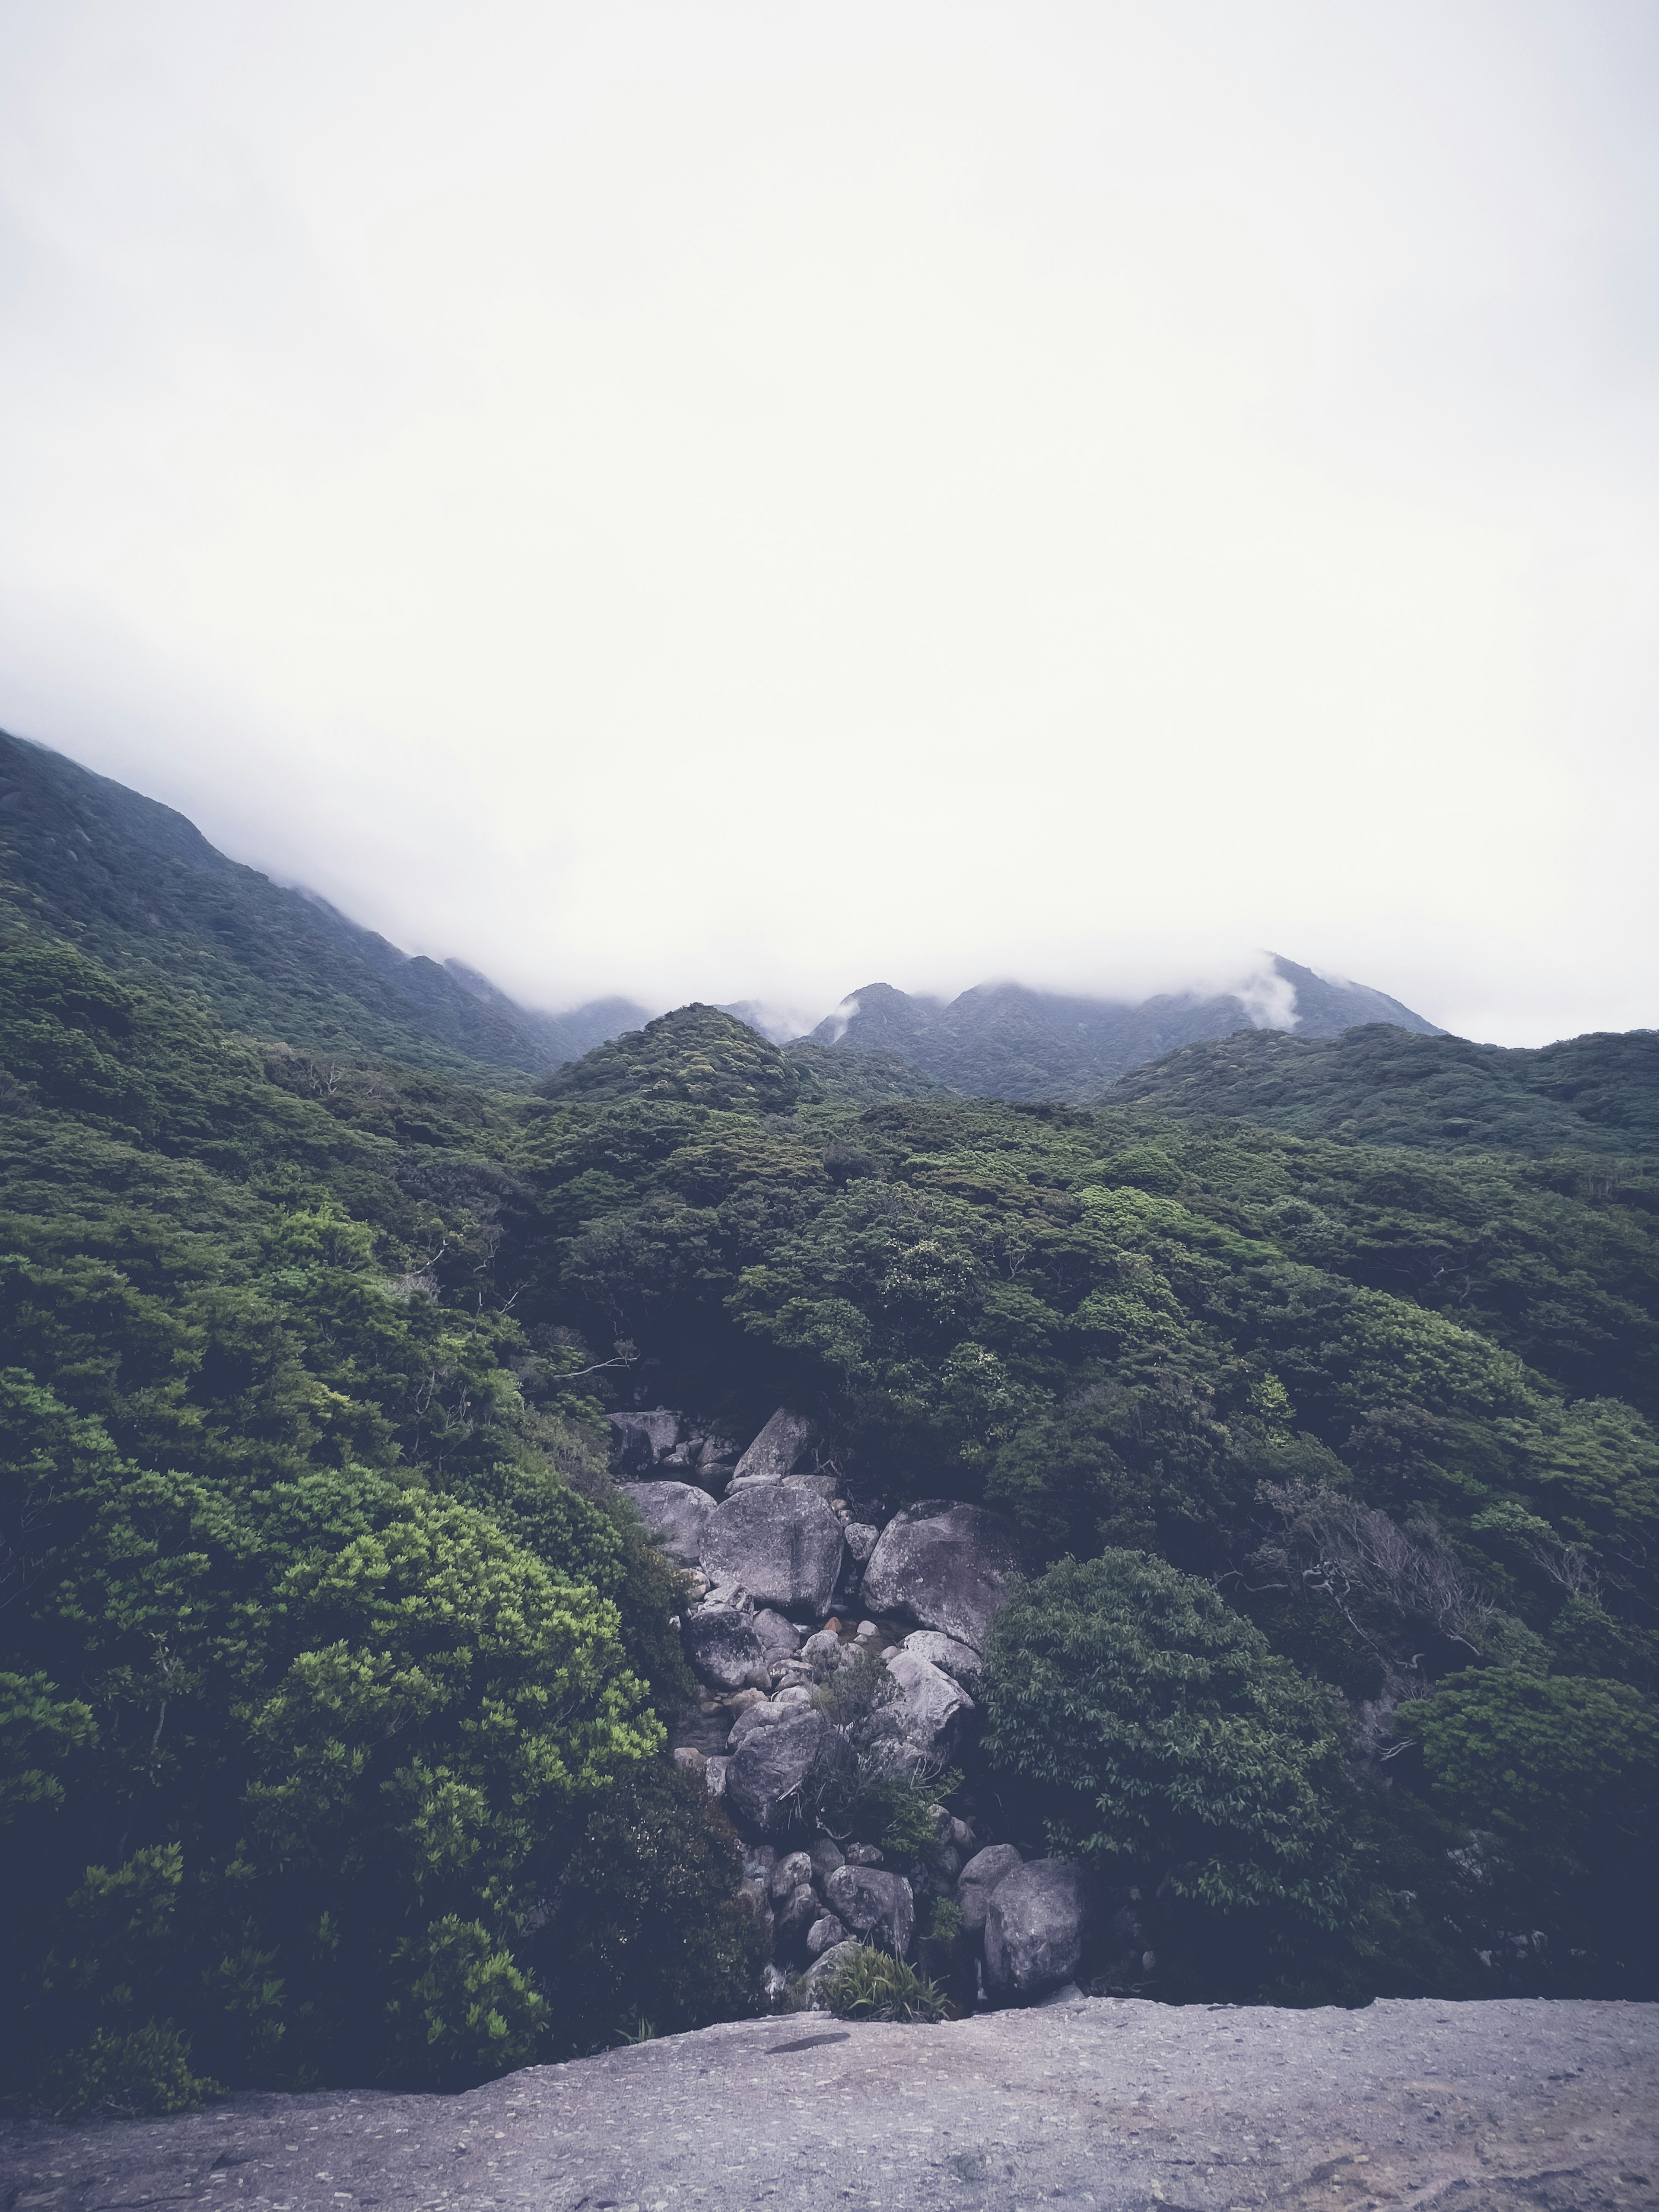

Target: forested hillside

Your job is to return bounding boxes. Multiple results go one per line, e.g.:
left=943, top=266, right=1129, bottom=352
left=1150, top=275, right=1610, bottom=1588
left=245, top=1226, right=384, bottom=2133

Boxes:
left=1106, top=1020, right=1659, bottom=1154
left=4, top=940, right=1656, bottom=2114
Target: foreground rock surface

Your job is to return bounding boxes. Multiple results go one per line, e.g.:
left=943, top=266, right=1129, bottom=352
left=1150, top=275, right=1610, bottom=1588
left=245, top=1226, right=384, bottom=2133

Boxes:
left=8, top=2000, right=1654, bottom=2212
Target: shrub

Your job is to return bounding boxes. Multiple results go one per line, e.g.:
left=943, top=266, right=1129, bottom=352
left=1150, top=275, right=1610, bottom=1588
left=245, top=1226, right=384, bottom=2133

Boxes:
left=979, top=1551, right=1352, bottom=1926
left=384, top=1917, right=548, bottom=2090
left=531, top=1760, right=767, bottom=2056
left=36, top=2021, right=219, bottom=2119
left=816, top=1945, right=955, bottom=2024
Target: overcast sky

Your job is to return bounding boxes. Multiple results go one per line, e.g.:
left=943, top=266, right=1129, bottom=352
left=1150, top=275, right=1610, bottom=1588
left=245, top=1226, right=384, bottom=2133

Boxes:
left=1, top=3, right=1655, bottom=1044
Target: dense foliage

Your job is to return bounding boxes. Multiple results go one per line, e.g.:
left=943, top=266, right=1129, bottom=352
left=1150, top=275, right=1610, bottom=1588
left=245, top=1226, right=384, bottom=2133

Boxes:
left=5, top=920, right=1659, bottom=2106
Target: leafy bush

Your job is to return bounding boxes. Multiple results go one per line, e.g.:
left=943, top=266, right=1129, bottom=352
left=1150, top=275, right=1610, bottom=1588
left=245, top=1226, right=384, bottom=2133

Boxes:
left=816, top=1945, right=956, bottom=2023
left=530, top=1761, right=768, bottom=2056
left=37, top=2021, right=220, bottom=2120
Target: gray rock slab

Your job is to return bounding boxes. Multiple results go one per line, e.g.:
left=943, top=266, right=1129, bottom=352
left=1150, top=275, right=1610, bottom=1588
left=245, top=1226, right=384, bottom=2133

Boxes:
left=731, top=1405, right=811, bottom=1483
left=619, top=1478, right=712, bottom=1565
left=860, top=1498, right=1023, bottom=1648
left=12, top=1999, right=1655, bottom=2211
left=701, top=1484, right=845, bottom=1615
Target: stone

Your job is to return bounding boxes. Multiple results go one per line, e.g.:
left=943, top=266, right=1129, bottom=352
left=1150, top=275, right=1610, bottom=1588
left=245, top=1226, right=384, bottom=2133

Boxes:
left=860, top=1500, right=1023, bottom=1650
left=752, top=1608, right=803, bottom=1656
left=901, top=1629, right=982, bottom=1686
left=857, top=1620, right=880, bottom=1640
left=731, top=1407, right=811, bottom=1484
left=798, top=1935, right=862, bottom=2005
left=744, top=1844, right=779, bottom=1885
left=700, top=1486, right=845, bottom=1616
left=782, top=1472, right=840, bottom=1500
left=956, top=1843, right=1023, bottom=1935
left=704, top=1755, right=729, bottom=1799
left=983, top=1860, right=1095, bottom=2000
left=620, top=1479, right=713, bottom=1566
left=673, top=1746, right=706, bottom=1776
left=723, top=1709, right=853, bottom=1837
left=882, top=1649, right=974, bottom=1765
left=769, top=1850, right=814, bottom=1903
left=608, top=1408, right=686, bottom=1472
left=771, top=1684, right=813, bottom=1710
left=809, top=1832, right=845, bottom=1883
left=842, top=1522, right=880, bottom=1563
left=845, top=1842, right=884, bottom=1866
left=729, top=1703, right=796, bottom=1752
left=775, top=1883, right=822, bottom=1953
left=799, top=1628, right=843, bottom=1663
left=805, top=1913, right=847, bottom=1958
left=823, top=1865, right=915, bottom=1957
left=680, top=1608, right=770, bottom=1692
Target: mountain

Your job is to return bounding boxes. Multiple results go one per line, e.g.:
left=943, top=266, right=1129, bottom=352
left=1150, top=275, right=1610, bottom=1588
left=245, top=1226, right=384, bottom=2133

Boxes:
left=1103, top=1020, right=1659, bottom=1155
left=537, top=1002, right=949, bottom=1112
left=799, top=955, right=1442, bottom=1102
left=0, top=729, right=643, bottom=1081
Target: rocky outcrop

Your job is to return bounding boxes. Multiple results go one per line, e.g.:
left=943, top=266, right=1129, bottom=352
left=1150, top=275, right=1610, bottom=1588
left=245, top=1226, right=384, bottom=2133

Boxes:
left=620, top=1479, right=712, bottom=1565
left=859, top=1500, right=1022, bottom=1649
left=700, top=1485, right=845, bottom=1615
left=983, top=1860, right=1094, bottom=1999
left=723, top=1709, right=852, bottom=1835
left=680, top=1607, right=770, bottom=1692
left=610, top=1408, right=735, bottom=1479
left=731, top=1407, right=811, bottom=1484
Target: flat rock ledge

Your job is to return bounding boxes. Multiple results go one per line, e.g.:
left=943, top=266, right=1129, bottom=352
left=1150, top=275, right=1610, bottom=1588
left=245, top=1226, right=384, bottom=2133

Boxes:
left=6, top=1999, right=1655, bottom=2212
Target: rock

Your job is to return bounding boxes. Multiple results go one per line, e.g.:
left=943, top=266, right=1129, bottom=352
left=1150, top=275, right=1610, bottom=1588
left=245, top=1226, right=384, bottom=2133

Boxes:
left=798, top=1935, right=862, bottom=2005
left=729, top=1703, right=796, bottom=1751
left=608, top=1408, right=685, bottom=1472
left=761, top=1961, right=788, bottom=2005
left=782, top=1472, right=840, bottom=1500
left=857, top=1619, right=880, bottom=1639
left=672, top=1746, right=706, bottom=1776
left=731, top=1407, right=811, bottom=1484
left=983, top=1860, right=1095, bottom=2000
left=882, top=1649, right=974, bottom=1765
left=700, top=1487, right=845, bottom=1616
left=744, top=1844, right=779, bottom=1884
left=845, top=1842, right=884, bottom=1866
left=1035, top=1980, right=1084, bottom=2008
left=805, top=1914, right=847, bottom=1958
left=769, top=1850, right=814, bottom=1903
left=620, top=1480, right=712, bottom=1566
left=809, top=1832, right=845, bottom=1882
left=771, top=1685, right=813, bottom=1710
left=860, top=1500, right=1023, bottom=1649
left=723, top=1710, right=853, bottom=1837
left=775, top=1883, right=822, bottom=1953
left=681, top=1608, right=771, bottom=1692
left=729, top=1686, right=769, bottom=1714
left=956, top=1843, right=1023, bottom=1935
left=753, top=1609, right=803, bottom=1657
left=704, top=1755, right=729, bottom=1799
left=843, top=1522, right=880, bottom=1563
left=823, top=1865, right=915, bottom=1957
left=901, top=1630, right=982, bottom=1686
left=799, top=1628, right=843, bottom=1663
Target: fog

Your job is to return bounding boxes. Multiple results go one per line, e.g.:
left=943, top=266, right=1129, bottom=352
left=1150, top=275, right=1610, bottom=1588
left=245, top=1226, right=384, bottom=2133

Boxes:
left=1, top=2, right=1655, bottom=1044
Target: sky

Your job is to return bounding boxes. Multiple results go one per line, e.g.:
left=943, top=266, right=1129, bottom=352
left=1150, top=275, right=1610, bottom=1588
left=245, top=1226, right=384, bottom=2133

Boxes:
left=0, top=2, right=1655, bottom=1046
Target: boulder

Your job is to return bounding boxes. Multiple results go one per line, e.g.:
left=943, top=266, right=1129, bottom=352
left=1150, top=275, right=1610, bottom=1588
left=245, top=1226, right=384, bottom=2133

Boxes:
left=752, top=1608, right=803, bottom=1657
left=805, top=1914, right=847, bottom=1959
left=608, top=1408, right=685, bottom=1472
left=823, top=1864, right=915, bottom=1957
left=956, top=1843, right=1023, bottom=1935
left=809, top=1832, right=845, bottom=1883
left=723, top=1709, right=852, bottom=1837
left=842, top=1522, right=880, bottom=1563
left=700, top=1485, right=845, bottom=1615
left=859, top=1500, right=1023, bottom=1649
left=882, top=1649, right=974, bottom=1765
left=902, top=1629, right=983, bottom=1687
left=672, top=1746, right=706, bottom=1777
left=799, top=1628, right=843, bottom=1664
left=799, top=1936, right=862, bottom=2005
left=983, top=1859, right=1095, bottom=2000
left=680, top=1608, right=770, bottom=1692
left=729, top=1703, right=796, bottom=1752
left=704, top=1755, right=729, bottom=1799
left=620, top=1479, right=712, bottom=1567
left=769, top=1850, right=814, bottom=1903
left=731, top=1407, right=811, bottom=1484
left=775, top=1883, right=822, bottom=1954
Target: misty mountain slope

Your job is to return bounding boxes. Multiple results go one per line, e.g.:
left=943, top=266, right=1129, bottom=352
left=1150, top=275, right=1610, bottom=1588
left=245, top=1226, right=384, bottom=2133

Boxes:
left=536, top=1002, right=948, bottom=1112
left=0, top=730, right=637, bottom=1081
left=804, top=955, right=1443, bottom=1101
left=1104, top=1020, right=1659, bottom=1154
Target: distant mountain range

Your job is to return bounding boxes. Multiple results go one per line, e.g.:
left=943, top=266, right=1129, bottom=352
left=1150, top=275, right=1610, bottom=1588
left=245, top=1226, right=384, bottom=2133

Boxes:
left=3, top=728, right=1451, bottom=1098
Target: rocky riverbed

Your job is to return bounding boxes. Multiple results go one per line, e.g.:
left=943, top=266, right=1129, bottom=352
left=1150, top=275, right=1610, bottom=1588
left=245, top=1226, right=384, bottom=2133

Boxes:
left=5, top=1996, right=1655, bottom=2212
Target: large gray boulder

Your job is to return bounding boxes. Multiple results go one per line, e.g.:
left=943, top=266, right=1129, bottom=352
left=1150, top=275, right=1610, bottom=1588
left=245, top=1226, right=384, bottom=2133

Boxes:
left=882, top=1649, right=974, bottom=1765
left=956, top=1843, right=1024, bottom=1934
left=731, top=1407, right=811, bottom=1484
left=620, top=1479, right=712, bottom=1566
left=700, top=1485, right=845, bottom=1615
left=823, top=1864, right=915, bottom=1958
left=859, top=1500, right=1022, bottom=1649
left=680, top=1607, right=769, bottom=1692
left=752, top=1608, right=803, bottom=1658
left=901, top=1629, right=982, bottom=1687
left=723, top=1709, right=852, bottom=1836
left=983, top=1860, right=1094, bottom=1999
